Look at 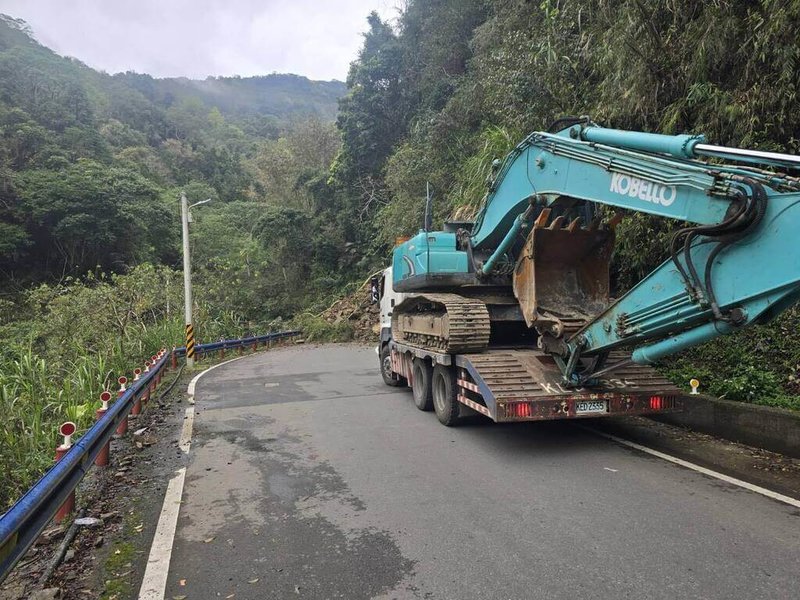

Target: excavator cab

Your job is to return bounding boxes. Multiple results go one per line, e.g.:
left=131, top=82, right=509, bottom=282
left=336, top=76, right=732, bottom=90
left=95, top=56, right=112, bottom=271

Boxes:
left=513, top=200, right=615, bottom=339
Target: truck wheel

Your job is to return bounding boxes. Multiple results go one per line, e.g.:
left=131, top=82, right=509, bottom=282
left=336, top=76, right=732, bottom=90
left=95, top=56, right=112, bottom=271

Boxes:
left=411, top=358, right=433, bottom=411
left=432, top=364, right=460, bottom=426
left=380, top=345, right=406, bottom=387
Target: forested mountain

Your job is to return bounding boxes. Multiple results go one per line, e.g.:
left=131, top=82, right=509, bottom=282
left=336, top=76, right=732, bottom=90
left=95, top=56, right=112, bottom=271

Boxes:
left=119, top=72, right=344, bottom=122
left=0, top=13, right=348, bottom=504
left=0, top=13, right=344, bottom=289
left=333, top=0, right=800, bottom=256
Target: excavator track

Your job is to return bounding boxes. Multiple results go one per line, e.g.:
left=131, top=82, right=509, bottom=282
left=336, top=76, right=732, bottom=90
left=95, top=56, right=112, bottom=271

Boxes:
left=392, top=293, right=491, bottom=353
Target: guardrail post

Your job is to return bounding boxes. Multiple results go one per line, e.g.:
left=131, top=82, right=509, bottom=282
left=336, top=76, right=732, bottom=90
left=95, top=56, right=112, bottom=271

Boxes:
left=151, top=355, right=160, bottom=386
left=171, top=347, right=178, bottom=370
left=252, top=339, right=258, bottom=353
left=142, top=361, right=151, bottom=407
left=54, top=422, right=77, bottom=522
left=219, top=338, right=225, bottom=359
left=149, top=356, right=157, bottom=393
left=115, top=376, right=129, bottom=436
left=131, top=368, right=143, bottom=415
left=95, top=392, right=111, bottom=467
left=268, top=332, right=272, bottom=349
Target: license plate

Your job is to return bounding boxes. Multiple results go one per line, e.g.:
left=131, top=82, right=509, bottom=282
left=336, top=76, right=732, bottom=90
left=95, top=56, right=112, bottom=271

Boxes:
left=575, top=400, right=608, bottom=414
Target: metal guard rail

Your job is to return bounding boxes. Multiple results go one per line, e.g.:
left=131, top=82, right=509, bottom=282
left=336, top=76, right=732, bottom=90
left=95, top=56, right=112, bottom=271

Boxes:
left=173, top=330, right=300, bottom=356
left=0, top=330, right=301, bottom=583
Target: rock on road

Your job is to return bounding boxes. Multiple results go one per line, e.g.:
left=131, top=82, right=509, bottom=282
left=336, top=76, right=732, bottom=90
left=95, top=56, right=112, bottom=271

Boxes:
left=163, top=344, right=799, bottom=600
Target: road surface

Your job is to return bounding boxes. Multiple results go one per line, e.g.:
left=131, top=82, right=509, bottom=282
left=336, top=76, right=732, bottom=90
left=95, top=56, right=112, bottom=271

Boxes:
left=162, top=344, right=800, bottom=600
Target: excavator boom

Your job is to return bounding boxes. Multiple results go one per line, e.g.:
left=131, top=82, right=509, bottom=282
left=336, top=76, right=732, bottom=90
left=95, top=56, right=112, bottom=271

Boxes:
left=392, top=119, right=800, bottom=384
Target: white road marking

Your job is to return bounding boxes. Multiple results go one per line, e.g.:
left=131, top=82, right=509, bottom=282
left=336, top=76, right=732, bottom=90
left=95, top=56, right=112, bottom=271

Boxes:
left=178, top=407, right=193, bottom=454
left=582, top=426, right=800, bottom=509
left=138, top=467, right=186, bottom=600
left=187, top=354, right=251, bottom=397
left=138, top=354, right=254, bottom=599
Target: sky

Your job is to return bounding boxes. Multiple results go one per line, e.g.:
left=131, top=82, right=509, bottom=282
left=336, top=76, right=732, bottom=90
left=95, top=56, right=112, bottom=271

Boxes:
left=0, top=0, right=399, bottom=81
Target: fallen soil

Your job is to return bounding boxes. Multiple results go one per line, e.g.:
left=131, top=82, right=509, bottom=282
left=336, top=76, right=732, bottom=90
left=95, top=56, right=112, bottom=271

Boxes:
left=320, top=278, right=379, bottom=342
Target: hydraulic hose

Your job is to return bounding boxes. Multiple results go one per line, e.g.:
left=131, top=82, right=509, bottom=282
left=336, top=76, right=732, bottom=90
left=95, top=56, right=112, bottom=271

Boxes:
left=703, top=177, right=768, bottom=319
left=669, top=192, right=747, bottom=300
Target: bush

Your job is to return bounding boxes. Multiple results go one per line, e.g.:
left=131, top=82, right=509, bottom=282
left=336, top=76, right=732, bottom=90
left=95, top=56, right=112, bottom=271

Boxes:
left=292, top=313, right=354, bottom=343
left=0, top=262, right=288, bottom=510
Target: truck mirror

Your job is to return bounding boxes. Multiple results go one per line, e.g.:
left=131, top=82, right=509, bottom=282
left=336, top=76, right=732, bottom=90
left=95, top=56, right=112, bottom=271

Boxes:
left=370, top=277, right=379, bottom=304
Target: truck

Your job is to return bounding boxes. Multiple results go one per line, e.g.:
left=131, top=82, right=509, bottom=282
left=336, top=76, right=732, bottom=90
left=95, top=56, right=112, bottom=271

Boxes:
left=376, top=117, right=800, bottom=427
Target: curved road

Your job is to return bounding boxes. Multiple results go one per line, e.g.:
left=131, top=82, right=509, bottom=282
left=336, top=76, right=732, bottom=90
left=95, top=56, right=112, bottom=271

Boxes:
left=163, top=344, right=799, bottom=600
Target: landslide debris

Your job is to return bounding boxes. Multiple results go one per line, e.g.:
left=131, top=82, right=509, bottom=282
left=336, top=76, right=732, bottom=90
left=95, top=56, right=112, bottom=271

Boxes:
left=319, top=275, right=380, bottom=342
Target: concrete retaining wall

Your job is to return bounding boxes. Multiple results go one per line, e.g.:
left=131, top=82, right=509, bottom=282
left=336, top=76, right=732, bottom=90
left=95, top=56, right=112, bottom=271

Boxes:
left=653, top=396, right=800, bottom=458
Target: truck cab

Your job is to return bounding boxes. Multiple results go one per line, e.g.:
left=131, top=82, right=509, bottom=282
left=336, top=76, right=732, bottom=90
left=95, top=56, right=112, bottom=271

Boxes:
left=376, top=267, right=408, bottom=386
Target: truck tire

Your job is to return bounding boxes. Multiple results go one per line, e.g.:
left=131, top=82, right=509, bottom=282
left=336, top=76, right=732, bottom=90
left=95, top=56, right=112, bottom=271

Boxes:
left=411, top=358, right=433, bottom=411
left=380, top=345, right=406, bottom=387
left=432, top=364, right=460, bottom=426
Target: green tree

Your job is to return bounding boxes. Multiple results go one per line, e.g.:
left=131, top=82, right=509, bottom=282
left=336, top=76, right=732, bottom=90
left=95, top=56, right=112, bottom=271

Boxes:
left=18, top=160, right=176, bottom=274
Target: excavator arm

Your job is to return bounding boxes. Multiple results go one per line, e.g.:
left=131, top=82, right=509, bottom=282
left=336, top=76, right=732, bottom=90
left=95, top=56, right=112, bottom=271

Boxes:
left=393, top=119, right=800, bottom=384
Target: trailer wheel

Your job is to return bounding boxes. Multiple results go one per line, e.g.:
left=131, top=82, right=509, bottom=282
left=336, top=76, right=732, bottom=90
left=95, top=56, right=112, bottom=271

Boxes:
left=432, top=364, right=460, bottom=426
left=380, top=345, right=406, bottom=387
left=411, top=358, right=433, bottom=411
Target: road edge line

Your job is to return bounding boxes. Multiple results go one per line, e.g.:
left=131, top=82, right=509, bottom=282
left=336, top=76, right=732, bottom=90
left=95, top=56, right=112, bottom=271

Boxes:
left=138, top=354, right=252, bottom=599
left=137, top=467, right=187, bottom=599
left=580, top=425, right=800, bottom=509
left=187, top=354, right=251, bottom=397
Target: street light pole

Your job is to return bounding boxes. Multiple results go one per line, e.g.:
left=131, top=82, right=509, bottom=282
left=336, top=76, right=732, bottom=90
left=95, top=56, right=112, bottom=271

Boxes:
left=180, top=192, right=211, bottom=368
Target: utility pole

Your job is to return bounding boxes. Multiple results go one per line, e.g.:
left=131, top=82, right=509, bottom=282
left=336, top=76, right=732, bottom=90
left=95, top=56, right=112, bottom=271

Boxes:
left=180, top=192, right=211, bottom=368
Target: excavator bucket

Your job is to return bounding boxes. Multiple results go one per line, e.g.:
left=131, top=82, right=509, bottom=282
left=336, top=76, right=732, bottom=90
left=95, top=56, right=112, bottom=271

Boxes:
left=513, top=211, right=614, bottom=336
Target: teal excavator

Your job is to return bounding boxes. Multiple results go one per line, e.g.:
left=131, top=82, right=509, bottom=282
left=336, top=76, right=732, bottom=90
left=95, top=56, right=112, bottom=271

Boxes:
left=391, top=117, right=800, bottom=386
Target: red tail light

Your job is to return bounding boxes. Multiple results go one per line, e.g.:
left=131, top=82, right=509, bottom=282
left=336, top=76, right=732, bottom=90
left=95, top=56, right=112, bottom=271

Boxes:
left=649, top=395, right=663, bottom=410
left=507, top=402, right=532, bottom=418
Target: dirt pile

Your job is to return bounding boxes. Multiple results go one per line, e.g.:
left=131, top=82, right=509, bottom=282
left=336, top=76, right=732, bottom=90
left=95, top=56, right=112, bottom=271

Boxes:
left=321, top=280, right=380, bottom=341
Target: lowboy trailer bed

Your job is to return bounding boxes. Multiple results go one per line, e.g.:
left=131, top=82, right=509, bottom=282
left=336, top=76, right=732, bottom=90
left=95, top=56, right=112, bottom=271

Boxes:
left=389, top=341, right=683, bottom=423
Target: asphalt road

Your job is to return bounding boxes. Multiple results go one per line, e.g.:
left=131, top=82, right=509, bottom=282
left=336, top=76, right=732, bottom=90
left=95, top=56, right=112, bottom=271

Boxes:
left=165, top=344, right=800, bottom=600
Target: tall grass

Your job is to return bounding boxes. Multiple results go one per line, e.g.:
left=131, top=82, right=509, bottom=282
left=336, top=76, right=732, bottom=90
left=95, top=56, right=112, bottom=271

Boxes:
left=0, top=264, right=255, bottom=510
left=0, top=349, right=111, bottom=506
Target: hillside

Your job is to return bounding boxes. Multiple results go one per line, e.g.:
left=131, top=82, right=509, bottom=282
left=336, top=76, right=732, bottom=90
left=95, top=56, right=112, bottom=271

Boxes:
left=0, top=13, right=344, bottom=286
left=119, top=72, right=345, bottom=122
left=0, top=12, right=349, bottom=507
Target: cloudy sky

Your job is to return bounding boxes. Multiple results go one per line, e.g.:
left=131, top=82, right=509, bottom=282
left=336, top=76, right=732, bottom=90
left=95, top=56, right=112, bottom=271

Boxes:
left=0, top=0, right=399, bottom=81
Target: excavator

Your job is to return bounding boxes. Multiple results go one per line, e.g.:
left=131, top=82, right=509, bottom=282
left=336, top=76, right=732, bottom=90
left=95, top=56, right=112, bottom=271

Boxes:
left=379, top=117, right=800, bottom=426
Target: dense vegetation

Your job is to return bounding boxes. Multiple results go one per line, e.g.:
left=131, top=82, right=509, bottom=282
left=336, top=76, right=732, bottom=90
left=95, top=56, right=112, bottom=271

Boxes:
left=0, top=14, right=346, bottom=507
left=3, top=0, right=800, bottom=507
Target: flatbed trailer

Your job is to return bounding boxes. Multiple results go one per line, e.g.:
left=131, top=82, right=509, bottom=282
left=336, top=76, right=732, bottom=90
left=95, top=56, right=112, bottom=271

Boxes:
left=388, top=340, right=683, bottom=424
